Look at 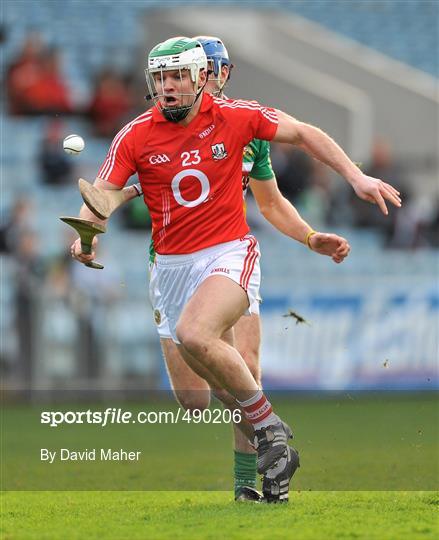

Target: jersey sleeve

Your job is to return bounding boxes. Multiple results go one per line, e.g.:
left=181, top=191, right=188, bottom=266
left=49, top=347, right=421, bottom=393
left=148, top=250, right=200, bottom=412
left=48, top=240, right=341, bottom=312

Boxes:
left=97, top=123, right=136, bottom=187
left=218, top=98, right=278, bottom=145
left=250, top=140, right=275, bottom=180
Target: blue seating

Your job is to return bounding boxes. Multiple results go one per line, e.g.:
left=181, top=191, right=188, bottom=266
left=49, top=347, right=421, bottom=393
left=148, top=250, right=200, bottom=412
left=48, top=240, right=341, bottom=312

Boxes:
left=3, top=0, right=436, bottom=87
left=282, top=0, right=438, bottom=77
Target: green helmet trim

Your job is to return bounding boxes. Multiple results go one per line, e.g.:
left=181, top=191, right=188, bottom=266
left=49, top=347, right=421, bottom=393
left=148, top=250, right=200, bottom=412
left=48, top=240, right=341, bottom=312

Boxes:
left=149, top=37, right=202, bottom=59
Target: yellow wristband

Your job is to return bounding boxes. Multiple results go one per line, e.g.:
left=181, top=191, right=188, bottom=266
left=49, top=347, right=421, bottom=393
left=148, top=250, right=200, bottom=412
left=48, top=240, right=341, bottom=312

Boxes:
left=305, top=230, right=317, bottom=250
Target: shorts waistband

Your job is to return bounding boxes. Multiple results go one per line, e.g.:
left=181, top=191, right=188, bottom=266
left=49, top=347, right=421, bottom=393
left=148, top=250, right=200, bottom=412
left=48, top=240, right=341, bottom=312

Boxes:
left=155, top=236, right=256, bottom=267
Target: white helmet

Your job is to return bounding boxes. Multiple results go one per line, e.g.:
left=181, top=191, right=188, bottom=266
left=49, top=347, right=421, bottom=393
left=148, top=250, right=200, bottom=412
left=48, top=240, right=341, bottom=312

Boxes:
left=145, top=36, right=207, bottom=122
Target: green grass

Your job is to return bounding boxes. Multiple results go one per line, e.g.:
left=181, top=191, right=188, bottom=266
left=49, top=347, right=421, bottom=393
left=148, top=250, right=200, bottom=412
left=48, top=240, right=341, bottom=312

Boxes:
left=1, top=491, right=438, bottom=540
left=1, top=394, right=438, bottom=538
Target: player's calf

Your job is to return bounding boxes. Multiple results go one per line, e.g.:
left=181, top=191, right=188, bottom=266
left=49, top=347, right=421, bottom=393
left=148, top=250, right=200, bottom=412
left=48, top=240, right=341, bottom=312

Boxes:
left=173, top=389, right=211, bottom=413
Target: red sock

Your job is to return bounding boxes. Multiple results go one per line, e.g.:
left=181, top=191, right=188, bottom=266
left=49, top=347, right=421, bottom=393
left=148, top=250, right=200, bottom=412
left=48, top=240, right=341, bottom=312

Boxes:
left=239, top=390, right=280, bottom=430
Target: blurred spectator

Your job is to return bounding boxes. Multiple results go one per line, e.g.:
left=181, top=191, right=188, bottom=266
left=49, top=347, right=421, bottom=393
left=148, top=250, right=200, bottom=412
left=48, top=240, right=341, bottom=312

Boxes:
left=6, top=32, right=44, bottom=115
left=25, top=47, right=73, bottom=115
left=38, top=119, right=75, bottom=185
left=271, top=143, right=313, bottom=203
left=70, top=246, right=121, bottom=378
left=296, top=160, right=334, bottom=228
left=387, top=191, right=438, bottom=249
left=425, top=200, right=439, bottom=248
left=350, top=138, right=406, bottom=231
left=14, top=229, right=46, bottom=285
left=0, top=198, right=34, bottom=254
left=0, top=24, right=6, bottom=45
left=46, top=252, right=74, bottom=302
left=44, top=230, right=79, bottom=303
left=7, top=36, right=73, bottom=116
left=43, top=234, right=81, bottom=378
left=87, top=69, right=134, bottom=138
left=13, top=230, right=46, bottom=385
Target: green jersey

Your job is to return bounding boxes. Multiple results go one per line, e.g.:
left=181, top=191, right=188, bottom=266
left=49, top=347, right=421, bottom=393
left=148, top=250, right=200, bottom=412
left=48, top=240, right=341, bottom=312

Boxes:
left=242, top=138, right=275, bottom=192
left=149, top=139, right=275, bottom=263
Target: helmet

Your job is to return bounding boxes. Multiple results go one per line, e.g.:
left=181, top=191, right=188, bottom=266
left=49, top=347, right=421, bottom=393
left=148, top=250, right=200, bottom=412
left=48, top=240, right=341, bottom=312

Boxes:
left=145, top=37, right=207, bottom=122
left=193, top=36, right=233, bottom=97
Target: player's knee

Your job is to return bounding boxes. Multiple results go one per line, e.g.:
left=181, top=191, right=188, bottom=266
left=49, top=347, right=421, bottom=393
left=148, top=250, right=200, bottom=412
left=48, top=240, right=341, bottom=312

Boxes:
left=176, top=322, right=206, bottom=356
left=175, top=320, right=189, bottom=346
left=175, top=390, right=210, bottom=412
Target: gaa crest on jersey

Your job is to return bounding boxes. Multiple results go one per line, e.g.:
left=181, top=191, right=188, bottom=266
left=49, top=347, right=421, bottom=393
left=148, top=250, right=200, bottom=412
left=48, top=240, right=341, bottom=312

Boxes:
left=154, top=309, right=161, bottom=325
left=211, top=142, right=228, bottom=160
left=149, top=153, right=170, bottom=165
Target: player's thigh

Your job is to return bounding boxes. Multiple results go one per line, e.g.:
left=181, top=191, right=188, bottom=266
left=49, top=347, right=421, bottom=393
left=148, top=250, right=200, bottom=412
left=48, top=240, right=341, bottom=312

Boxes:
left=177, top=275, right=249, bottom=341
left=234, top=313, right=261, bottom=385
left=161, top=338, right=210, bottom=410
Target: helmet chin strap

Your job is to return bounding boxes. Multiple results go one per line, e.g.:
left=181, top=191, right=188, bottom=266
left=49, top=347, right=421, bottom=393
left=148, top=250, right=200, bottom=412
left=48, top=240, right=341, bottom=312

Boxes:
left=161, top=103, right=193, bottom=122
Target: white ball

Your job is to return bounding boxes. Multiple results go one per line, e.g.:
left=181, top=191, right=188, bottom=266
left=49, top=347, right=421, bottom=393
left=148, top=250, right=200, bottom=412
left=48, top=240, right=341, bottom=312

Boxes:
left=63, top=134, right=85, bottom=155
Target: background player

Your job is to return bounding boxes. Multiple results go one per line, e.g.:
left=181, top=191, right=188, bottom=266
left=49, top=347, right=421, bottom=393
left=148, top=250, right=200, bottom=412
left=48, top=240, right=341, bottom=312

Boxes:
left=71, top=37, right=401, bottom=501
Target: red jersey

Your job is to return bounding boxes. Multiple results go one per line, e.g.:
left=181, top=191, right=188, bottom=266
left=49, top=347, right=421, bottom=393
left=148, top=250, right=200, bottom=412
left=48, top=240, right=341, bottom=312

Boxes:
left=97, top=93, right=278, bottom=254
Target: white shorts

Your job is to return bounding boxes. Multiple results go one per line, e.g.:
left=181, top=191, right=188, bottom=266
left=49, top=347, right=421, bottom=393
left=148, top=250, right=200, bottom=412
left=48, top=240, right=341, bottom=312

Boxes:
left=149, top=235, right=261, bottom=343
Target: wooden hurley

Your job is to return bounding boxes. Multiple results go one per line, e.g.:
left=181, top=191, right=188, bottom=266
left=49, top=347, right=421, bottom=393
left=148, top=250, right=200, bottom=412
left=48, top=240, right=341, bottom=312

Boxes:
left=79, top=178, right=126, bottom=220
left=60, top=216, right=106, bottom=270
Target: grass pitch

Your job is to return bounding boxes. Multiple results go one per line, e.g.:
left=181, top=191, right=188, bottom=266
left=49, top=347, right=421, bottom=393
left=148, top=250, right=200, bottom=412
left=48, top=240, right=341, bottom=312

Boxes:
left=1, top=491, right=438, bottom=540
left=1, top=393, right=438, bottom=539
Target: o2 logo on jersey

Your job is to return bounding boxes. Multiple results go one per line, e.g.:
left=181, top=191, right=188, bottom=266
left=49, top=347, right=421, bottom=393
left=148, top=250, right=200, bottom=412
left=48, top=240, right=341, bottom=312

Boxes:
left=171, top=169, right=210, bottom=208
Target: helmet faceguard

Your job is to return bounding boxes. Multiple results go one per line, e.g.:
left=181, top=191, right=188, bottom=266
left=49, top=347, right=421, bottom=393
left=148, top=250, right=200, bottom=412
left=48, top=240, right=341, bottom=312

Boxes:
left=193, top=36, right=233, bottom=97
left=145, top=37, right=208, bottom=122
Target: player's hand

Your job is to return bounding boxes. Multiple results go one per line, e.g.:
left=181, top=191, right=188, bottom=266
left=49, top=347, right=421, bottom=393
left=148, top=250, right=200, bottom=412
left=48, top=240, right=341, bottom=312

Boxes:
left=70, top=236, right=98, bottom=264
left=350, top=173, right=401, bottom=215
left=309, top=233, right=350, bottom=264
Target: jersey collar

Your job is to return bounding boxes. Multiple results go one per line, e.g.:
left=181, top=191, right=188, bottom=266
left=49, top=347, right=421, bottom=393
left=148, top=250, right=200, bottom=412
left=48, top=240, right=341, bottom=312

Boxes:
left=151, top=92, right=213, bottom=123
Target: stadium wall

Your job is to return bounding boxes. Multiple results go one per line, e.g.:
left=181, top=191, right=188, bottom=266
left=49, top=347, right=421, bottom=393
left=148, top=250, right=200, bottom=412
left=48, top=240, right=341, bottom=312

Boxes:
left=259, top=279, right=437, bottom=391
left=256, top=232, right=438, bottom=392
